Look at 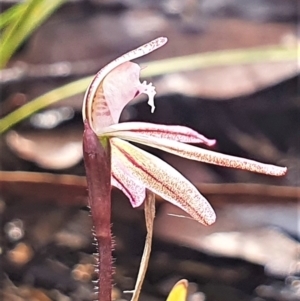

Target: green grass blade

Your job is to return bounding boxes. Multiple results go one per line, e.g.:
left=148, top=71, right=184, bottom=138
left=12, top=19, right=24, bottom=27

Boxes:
left=0, top=44, right=297, bottom=134
left=0, top=2, right=27, bottom=30
left=141, top=45, right=298, bottom=78
left=0, top=76, right=91, bottom=134
left=0, top=0, right=65, bottom=69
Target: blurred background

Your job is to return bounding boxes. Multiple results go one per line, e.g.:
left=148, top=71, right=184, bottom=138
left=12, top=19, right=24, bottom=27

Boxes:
left=0, top=0, right=299, bottom=300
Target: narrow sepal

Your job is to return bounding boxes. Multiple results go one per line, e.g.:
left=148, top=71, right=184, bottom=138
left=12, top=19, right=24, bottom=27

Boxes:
left=111, top=133, right=287, bottom=176
left=103, top=122, right=216, bottom=146
left=111, top=138, right=216, bottom=225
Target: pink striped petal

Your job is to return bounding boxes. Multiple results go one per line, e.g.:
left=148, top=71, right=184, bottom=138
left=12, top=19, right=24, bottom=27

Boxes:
left=112, top=155, right=146, bottom=208
left=103, top=122, right=216, bottom=146
left=111, top=137, right=216, bottom=226
left=82, top=37, right=167, bottom=132
left=110, top=133, right=287, bottom=176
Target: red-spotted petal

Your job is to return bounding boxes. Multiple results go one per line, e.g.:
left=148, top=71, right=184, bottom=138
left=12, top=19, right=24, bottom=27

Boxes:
left=109, top=133, right=287, bottom=176
left=103, top=122, right=216, bottom=146
left=112, top=155, right=146, bottom=208
left=111, top=137, right=216, bottom=226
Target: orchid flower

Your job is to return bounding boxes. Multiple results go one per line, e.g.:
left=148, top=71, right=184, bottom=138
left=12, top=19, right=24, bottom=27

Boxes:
left=82, top=37, right=287, bottom=226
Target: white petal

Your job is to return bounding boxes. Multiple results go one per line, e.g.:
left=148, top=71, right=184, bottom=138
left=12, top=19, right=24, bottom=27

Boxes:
left=109, top=133, right=287, bottom=176
left=111, top=138, right=216, bottom=225
left=102, top=122, right=216, bottom=146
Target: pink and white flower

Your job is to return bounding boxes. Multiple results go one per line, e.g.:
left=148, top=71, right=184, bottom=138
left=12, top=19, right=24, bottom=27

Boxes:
left=82, top=37, right=286, bottom=226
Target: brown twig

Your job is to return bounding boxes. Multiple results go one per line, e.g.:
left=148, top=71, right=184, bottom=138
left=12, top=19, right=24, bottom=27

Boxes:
left=82, top=120, right=112, bottom=301
left=0, top=171, right=299, bottom=205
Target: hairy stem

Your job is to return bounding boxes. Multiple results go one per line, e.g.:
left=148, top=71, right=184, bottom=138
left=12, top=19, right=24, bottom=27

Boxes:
left=83, top=120, right=112, bottom=301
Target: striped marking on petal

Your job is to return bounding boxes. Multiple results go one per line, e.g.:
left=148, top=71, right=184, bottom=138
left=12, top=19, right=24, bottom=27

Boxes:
left=111, top=134, right=287, bottom=176
left=82, top=37, right=167, bottom=132
left=111, top=138, right=216, bottom=226
left=103, top=122, right=216, bottom=146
